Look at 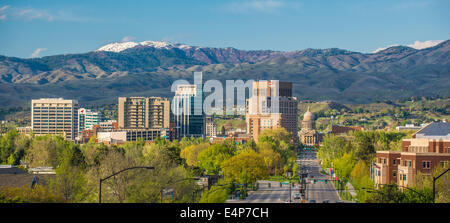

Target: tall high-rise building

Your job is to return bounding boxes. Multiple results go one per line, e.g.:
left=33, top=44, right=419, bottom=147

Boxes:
left=246, top=81, right=298, bottom=143
left=31, top=98, right=78, bottom=141
left=205, top=116, right=217, bottom=137
left=78, top=108, right=102, bottom=133
left=172, top=82, right=205, bottom=138
left=118, top=97, right=170, bottom=129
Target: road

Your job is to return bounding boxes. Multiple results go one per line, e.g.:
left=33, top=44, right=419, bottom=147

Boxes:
left=298, top=149, right=341, bottom=203
left=227, top=180, right=299, bottom=203
left=227, top=149, right=341, bottom=203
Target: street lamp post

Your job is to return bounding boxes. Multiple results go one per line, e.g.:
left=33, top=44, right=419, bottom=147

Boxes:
left=287, top=171, right=293, bottom=203
left=99, top=166, right=154, bottom=203
left=433, top=167, right=450, bottom=203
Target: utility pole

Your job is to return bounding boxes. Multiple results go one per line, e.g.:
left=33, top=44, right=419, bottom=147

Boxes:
left=433, top=168, right=450, bottom=203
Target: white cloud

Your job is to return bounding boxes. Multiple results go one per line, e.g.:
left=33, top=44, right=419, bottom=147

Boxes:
left=407, top=40, right=444, bottom=50
left=0, top=6, right=94, bottom=22
left=372, top=40, right=444, bottom=53
left=17, top=8, right=54, bottom=21
left=30, top=48, right=47, bottom=58
left=121, top=36, right=135, bottom=42
left=223, top=0, right=299, bottom=14
left=0, top=5, right=9, bottom=20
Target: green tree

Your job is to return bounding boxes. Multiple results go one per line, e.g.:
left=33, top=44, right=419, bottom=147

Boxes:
left=0, top=129, right=18, bottom=164
left=365, top=184, right=406, bottom=203
left=198, top=144, right=233, bottom=174
left=180, top=143, right=209, bottom=167
left=51, top=144, right=87, bottom=202
left=333, top=152, right=355, bottom=182
left=354, top=131, right=376, bottom=165
left=222, top=149, right=268, bottom=184
left=199, top=184, right=230, bottom=203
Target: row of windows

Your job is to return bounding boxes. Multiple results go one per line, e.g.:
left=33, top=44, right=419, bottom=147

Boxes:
left=34, top=119, right=73, bottom=122
left=33, top=106, right=73, bottom=109
left=34, top=110, right=73, bottom=112
left=34, top=126, right=73, bottom=129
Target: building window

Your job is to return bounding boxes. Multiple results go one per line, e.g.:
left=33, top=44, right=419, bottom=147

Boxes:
left=406, top=160, right=412, bottom=167
left=393, top=159, right=396, bottom=165
left=423, top=161, right=431, bottom=169
left=393, top=171, right=397, bottom=177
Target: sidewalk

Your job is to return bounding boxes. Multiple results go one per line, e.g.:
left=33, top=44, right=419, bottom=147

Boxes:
left=346, top=182, right=357, bottom=197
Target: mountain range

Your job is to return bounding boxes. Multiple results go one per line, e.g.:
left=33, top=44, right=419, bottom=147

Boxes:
left=0, top=39, right=449, bottom=107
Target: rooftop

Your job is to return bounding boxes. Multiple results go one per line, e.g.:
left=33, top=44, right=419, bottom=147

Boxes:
left=414, top=122, right=450, bottom=139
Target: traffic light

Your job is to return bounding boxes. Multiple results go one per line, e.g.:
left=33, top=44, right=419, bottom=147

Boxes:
left=313, top=180, right=316, bottom=184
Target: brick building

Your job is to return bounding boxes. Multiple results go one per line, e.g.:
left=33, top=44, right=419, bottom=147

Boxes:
left=374, top=122, right=450, bottom=187
left=330, top=125, right=364, bottom=135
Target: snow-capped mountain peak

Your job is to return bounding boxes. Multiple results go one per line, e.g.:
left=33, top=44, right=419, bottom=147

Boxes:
left=96, top=41, right=140, bottom=52
left=96, top=40, right=193, bottom=52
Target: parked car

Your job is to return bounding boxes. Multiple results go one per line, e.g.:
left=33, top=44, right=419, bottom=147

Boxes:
left=309, top=200, right=316, bottom=203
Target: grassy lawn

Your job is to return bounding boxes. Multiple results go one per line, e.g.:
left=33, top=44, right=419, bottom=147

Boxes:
left=215, top=118, right=247, bottom=131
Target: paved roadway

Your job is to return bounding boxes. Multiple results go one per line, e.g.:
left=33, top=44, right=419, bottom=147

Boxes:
left=227, top=149, right=341, bottom=203
left=298, top=150, right=341, bottom=203
left=227, top=180, right=298, bottom=203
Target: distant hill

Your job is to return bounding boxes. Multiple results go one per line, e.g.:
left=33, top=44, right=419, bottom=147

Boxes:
left=0, top=39, right=449, bottom=107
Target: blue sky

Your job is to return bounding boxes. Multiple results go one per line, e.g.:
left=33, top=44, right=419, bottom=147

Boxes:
left=0, top=0, right=449, bottom=58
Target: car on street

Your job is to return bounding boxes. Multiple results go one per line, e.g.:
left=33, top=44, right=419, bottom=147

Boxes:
left=294, top=193, right=301, bottom=199
left=322, top=199, right=330, bottom=203
left=309, top=200, right=316, bottom=203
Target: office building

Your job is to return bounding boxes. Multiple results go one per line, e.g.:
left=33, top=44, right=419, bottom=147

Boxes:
left=31, top=98, right=78, bottom=141
left=97, top=128, right=165, bottom=145
left=205, top=116, right=217, bottom=137
left=78, top=108, right=102, bottom=133
left=172, top=82, right=205, bottom=138
left=246, top=81, right=298, bottom=142
left=118, top=97, right=170, bottom=129
left=98, top=120, right=118, bottom=131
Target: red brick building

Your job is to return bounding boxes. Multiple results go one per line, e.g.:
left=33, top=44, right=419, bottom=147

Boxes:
left=330, top=125, right=364, bottom=135
left=374, top=122, right=450, bottom=187
left=79, top=121, right=119, bottom=144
